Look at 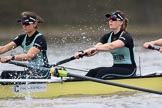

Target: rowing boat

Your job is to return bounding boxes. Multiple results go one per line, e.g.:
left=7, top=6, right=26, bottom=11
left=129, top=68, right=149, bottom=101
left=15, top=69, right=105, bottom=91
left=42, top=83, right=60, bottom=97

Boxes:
left=1, top=44, right=161, bottom=99
left=0, top=73, right=162, bottom=99
left=0, top=54, right=162, bottom=99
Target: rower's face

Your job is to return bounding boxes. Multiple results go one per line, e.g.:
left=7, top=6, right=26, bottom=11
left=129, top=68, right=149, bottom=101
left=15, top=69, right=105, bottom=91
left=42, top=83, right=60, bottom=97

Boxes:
left=21, top=22, right=37, bottom=33
left=108, top=17, right=123, bottom=30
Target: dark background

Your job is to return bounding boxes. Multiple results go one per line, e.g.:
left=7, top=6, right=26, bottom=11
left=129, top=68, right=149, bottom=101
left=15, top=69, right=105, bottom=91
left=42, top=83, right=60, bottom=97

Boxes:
left=0, top=0, right=162, bottom=40
left=0, top=0, right=162, bottom=26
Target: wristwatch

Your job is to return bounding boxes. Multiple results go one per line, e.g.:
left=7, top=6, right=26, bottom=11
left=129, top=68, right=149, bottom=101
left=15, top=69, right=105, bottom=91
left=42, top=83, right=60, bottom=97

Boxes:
left=11, top=55, right=15, bottom=60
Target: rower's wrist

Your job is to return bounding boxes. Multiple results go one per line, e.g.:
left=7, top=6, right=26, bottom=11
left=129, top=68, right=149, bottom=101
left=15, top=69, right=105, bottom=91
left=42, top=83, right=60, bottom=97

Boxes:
left=94, top=47, right=98, bottom=51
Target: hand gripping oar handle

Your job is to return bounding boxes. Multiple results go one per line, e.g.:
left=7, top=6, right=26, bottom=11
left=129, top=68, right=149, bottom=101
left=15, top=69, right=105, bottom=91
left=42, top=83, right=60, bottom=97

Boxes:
left=53, top=50, right=97, bottom=66
left=148, top=45, right=160, bottom=51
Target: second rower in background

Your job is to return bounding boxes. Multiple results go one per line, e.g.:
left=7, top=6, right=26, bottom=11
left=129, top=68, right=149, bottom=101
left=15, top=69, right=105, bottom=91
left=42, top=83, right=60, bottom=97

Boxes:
left=74, top=10, right=137, bottom=79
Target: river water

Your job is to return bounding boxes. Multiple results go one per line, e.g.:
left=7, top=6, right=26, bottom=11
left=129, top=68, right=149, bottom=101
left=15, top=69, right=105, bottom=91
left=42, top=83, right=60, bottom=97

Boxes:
left=0, top=28, right=162, bottom=108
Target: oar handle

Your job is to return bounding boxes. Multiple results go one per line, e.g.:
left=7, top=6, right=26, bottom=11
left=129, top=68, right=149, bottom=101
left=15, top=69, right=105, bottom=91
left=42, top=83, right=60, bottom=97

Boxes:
left=78, top=52, right=88, bottom=57
left=53, top=52, right=88, bottom=66
left=148, top=45, right=160, bottom=51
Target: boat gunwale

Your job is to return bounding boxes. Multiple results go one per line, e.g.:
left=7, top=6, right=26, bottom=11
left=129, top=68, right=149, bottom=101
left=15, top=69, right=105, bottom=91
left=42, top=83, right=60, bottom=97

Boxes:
left=0, top=73, right=162, bottom=85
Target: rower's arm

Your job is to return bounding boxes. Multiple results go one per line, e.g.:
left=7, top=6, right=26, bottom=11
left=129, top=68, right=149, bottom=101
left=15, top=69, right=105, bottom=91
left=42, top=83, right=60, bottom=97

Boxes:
left=95, top=40, right=124, bottom=51
left=143, top=39, right=162, bottom=49
left=0, top=42, right=17, bottom=54
left=14, top=47, right=40, bottom=61
left=94, top=42, right=103, bottom=47
left=152, top=39, right=162, bottom=46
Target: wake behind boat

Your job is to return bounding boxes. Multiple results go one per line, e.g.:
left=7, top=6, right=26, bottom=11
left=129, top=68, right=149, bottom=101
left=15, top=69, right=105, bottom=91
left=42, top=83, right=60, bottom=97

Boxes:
left=0, top=73, right=162, bottom=99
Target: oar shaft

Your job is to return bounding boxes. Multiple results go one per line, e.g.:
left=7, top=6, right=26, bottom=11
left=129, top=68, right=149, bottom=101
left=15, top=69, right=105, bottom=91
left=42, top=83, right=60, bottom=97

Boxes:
left=8, top=61, right=50, bottom=72
left=52, top=52, right=88, bottom=66
left=7, top=51, right=89, bottom=71
left=8, top=61, right=28, bottom=68
left=54, top=56, right=75, bottom=66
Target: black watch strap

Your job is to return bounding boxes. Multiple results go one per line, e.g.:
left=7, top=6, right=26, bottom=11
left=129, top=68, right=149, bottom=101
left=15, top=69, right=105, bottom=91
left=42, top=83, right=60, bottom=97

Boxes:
left=11, top=55, right=15, bottom=60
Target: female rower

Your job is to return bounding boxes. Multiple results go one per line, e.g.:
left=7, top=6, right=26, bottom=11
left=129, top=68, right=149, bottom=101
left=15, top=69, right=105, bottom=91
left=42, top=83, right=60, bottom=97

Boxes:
left=74, top=10, right=137, bottom=79
left=0, top=11, right=50, bottom=79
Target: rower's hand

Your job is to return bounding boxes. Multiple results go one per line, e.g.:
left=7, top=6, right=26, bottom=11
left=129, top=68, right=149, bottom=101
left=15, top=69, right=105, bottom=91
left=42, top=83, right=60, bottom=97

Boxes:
left=74, top=51, right=85, bottom=59
left=74, top=48, right=98, bottom=59
left=143, top=42, right=154, bottom=49
left=84, top=47, right=98, bottom=57
left=0, top=56, right=12, bottom=63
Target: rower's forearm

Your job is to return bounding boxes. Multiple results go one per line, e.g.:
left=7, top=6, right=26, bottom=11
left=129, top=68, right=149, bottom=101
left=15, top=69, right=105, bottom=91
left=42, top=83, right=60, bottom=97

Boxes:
left=14, top=54, right=33, bottom=61
left=153, top=39, right=162, bottom=46
left=96, top=43, right=114, bottom=51
left=0, top=46, right=10, bottom=54
left=95, top=43, right=103, bottom=47
left=0, top=42, right=17, bottom=54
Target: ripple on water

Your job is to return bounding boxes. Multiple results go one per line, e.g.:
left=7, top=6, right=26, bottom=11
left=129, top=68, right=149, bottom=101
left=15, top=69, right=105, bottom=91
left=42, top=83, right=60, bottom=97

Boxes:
left=0, top=93, right=162, bottom=108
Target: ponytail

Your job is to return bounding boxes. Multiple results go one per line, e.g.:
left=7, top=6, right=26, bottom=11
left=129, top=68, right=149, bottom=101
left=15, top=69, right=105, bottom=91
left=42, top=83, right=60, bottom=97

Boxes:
left=121, top=18, right=128, bottom=31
